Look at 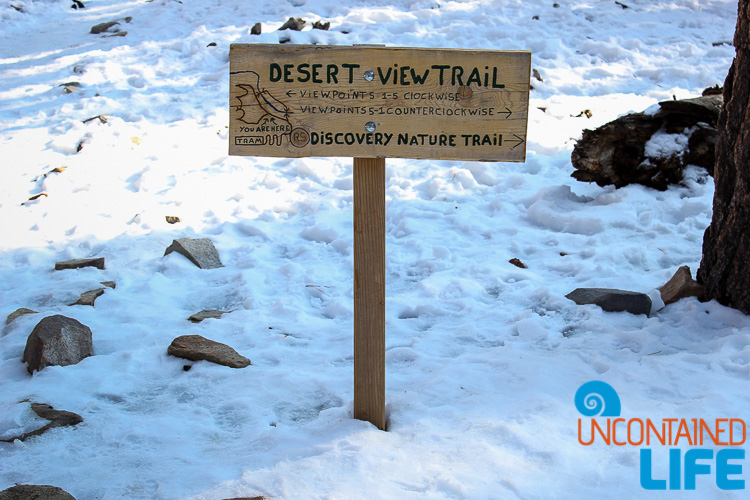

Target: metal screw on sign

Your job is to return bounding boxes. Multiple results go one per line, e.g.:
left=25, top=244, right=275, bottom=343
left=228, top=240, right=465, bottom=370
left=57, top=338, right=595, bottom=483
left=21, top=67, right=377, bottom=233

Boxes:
left=364, top=70, right=375, bottom=81
left=365, top=122, right=376, bottom=132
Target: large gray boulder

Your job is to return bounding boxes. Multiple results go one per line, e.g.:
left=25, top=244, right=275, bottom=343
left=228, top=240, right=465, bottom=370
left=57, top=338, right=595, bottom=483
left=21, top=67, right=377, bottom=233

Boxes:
left=566, top=288, right=652, bottom=316
left=168, top=335, right=250, bottom=368
left=22, top=315, right=93, bottom=374
left=0, top=485, right=76, bottom=500
left=164, top=238, right=223, bottom=269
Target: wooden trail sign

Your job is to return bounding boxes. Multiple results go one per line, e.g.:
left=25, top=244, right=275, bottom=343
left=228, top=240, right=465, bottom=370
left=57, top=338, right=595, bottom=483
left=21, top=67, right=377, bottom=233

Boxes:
left=229, top=44, right=530, bottom=430
left=230, top=44, right=530, bottom=162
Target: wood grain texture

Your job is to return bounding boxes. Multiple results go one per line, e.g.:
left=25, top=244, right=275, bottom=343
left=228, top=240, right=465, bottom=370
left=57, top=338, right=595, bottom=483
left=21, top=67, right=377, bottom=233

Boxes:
left=353, top=157, right=386, bottom=430
left=229, top=44, right=530, bottom=161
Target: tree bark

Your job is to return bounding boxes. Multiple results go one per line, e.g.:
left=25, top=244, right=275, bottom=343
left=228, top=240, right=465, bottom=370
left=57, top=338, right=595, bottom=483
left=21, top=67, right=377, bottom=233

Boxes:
left=697, top=0, right=750, bottom=314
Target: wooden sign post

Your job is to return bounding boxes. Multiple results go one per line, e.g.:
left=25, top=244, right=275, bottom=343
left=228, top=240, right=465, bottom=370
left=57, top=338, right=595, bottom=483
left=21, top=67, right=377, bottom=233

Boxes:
left=229, top=44, right=530, bottom=430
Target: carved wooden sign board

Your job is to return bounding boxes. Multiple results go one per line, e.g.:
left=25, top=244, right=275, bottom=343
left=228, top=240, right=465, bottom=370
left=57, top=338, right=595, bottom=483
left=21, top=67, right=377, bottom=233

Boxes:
left=229, top=44, right=530, bottom=162
left=229, top=44, right=530, bottom=431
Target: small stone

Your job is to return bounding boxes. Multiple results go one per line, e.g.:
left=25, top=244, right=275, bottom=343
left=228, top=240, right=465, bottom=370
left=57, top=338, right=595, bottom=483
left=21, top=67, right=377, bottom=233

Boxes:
left=164, top=238, right=223, bottom=269
left=703, top=85, right=723, bottom=96
left=221, top=497, right=267, bottom=500
left=55, top=257, right=105, bottom=271
left=165, top=215, right=181, bottom=224
left=60, top=82, right=82, bottom=94
left=0, top=403, right=83, bottom=443
left=90, top=21, right=119, bottom=34
left=532, top=68, right=543, bottom=82
left=312, top=20, right=330, bottom=30
left=251, top=22, right=262, bottom=35
left=100, top=281, right=116, bottom=289
left=659, top=266, right=705, bottom=306
left=0, top=485, right=76, bottom=500
left=31, top=403, right=83, bottom=427
left=279, top=17, right=306, bottom=31
left=23, top=315, right=94, bottom=374
left=168, top=335, right=251, bottom=368
left=6, top=308, right=38, bottom=325
left=70, top=288, right=105, bottom=307
left=188, top=309, right=231, bottom=323
left=82, top=114, right=108, bottom=124
left=509, top=258, right=527, bottom=269
left=566, top=288, right=652, bottom=315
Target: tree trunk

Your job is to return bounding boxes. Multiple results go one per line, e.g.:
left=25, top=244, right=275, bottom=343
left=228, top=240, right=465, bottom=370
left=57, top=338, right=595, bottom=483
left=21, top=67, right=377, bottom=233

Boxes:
left=697, top=0, right=750, bottom=314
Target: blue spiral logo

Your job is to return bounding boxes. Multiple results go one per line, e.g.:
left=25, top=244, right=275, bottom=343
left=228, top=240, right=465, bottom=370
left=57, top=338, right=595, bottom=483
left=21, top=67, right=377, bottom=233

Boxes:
left=575, top=381, right=621, bottom=417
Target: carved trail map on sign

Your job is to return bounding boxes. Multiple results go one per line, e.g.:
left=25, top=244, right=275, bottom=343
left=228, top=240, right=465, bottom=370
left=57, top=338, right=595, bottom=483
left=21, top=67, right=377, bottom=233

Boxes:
left=229, top=44, right=531, bottom=162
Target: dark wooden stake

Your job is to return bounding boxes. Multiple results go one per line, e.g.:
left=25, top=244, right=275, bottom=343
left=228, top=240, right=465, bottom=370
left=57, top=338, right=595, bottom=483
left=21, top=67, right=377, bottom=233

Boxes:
left=353, top=157, right=386, bottom=430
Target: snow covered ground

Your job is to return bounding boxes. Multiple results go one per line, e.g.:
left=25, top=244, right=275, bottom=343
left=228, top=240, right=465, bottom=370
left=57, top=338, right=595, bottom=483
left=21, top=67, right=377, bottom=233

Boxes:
left=0, top=0, right=748, bottom=498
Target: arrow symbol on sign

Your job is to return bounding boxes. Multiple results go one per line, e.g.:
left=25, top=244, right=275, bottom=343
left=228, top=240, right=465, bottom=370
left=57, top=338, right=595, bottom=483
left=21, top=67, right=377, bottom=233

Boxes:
left=286, top=90, right=296, bottom=97
left=499, top=107, right=512, bottom=119
left=508, top=134, right=525, bottom=150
